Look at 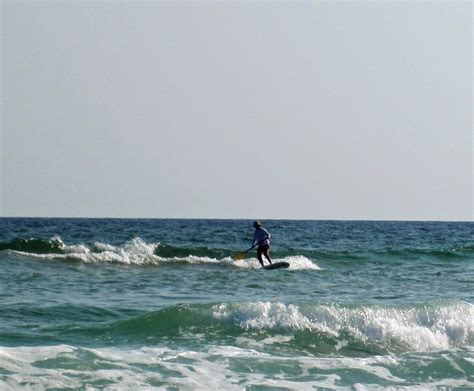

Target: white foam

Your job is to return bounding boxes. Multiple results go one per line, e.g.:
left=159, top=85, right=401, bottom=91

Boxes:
left=212, top=301, right=474, bottom=351
left=11, top=237, right=161, bottom=265
left=10, top=236, right=320, bottom=270
left=1, top=344, right=472, bottom=390
left=233, top=255, right=320, bottom=270
left=281, top=255, right=321, bottom=270
left=213, top=302, right=320, bottom=331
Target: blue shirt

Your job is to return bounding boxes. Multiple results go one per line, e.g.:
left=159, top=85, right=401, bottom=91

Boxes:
left=253, top=227, right=271, bottom=247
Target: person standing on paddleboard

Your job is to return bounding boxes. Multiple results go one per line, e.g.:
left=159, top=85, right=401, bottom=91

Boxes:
left=252, top=221, right=273, bottom=267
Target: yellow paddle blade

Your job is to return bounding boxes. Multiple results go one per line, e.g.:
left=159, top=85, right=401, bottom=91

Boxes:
left=235, top=246, right=254, bottom=261
left=234, top=252, right=246, bottom=261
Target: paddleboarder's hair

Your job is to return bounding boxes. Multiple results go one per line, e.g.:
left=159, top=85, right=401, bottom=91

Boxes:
left=253, top=220, right=262, bottom=228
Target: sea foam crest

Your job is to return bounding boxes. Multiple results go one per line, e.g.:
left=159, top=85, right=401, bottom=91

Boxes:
left=12, top=237, right=160, bottom=265
left=68, top=237, right=159, bottom=264
left=212, top=301, right=474, bottom=351
left=234, top=256, right=319, bottom=270
left=8, top=236, right=319, bottom=269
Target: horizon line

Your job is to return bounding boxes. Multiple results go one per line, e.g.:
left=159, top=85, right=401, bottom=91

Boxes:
left=0, top=215, right=472, bottom=223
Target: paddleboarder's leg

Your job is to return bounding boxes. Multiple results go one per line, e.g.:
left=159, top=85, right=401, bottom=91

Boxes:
left=258, top=244, right=272, bottom=265
left=262, top=244, right=272, bottom=264
left=257, top=246, right=264, bottom=267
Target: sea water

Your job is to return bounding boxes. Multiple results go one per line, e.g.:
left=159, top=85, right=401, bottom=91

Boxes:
left=0, top=218, right=472, bottom=390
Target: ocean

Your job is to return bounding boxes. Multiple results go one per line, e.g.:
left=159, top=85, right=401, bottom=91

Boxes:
left=0, top=218, right=472, bottom=390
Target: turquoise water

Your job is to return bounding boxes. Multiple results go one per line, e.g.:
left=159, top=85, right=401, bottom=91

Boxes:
left=0, top=218, right=472, bottom=389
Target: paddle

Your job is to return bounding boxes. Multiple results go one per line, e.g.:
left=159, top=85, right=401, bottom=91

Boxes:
left=235, top=235, right=270, bottom=260
left=235, top=245, right=256, bottom=261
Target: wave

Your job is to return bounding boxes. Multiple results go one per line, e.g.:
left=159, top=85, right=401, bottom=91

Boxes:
left=1, top=344, right=472, bottom=390
left=2, top=236, right=472, bottom=264
left=0, top=237, right=67, bottom=254
left=1, top=300, right=472, bottom=388
left=0, top=237, right=318, bottom=270
left=1, top=235, right=472, bottom=271
left=7, top=300, right=470, bottom=355
left=308, top=246, right=474, bottom=262
left=74, top=300, right=474, bottom=355
left=375, top=245, right=474, bottom=260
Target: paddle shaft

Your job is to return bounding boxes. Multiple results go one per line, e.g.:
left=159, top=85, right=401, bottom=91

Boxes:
left=243, top=245, right=256, bottom=253
left=236, top=236, right=269, bottom=259
left=242, top=236, right=269, bottom=253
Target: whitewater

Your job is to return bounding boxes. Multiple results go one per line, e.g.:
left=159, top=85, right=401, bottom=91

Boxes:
left=0, top=218, right=472, bottom=389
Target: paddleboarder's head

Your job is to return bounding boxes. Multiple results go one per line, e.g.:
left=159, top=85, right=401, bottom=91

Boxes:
left=253, top=220, right=262, bottom=228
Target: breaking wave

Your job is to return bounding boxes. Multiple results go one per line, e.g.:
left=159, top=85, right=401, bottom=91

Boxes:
left=37, top=300, right=473, bottom=355
left=0, top=237, right=318, bottom=270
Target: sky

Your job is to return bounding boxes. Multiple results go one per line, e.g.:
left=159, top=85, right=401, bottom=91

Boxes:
left=1, top=1, right=472, bottom=221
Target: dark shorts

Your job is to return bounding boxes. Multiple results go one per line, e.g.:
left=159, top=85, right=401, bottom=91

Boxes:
left=257, top=244, right=270, bottom=257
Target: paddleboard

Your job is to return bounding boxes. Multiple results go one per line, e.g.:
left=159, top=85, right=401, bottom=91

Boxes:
left=262, top=261, right=290, bottom=270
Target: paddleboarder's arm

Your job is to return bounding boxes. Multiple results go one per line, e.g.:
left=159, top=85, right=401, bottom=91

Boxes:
left=252, top=229, right=258, bottom=247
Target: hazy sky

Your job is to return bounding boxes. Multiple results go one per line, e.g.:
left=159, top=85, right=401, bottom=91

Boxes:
left=1, top=1, right=472, bottom=220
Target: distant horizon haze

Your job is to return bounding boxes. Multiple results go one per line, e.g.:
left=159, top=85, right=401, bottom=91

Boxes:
left=1, top=2, right=472, bottom=221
